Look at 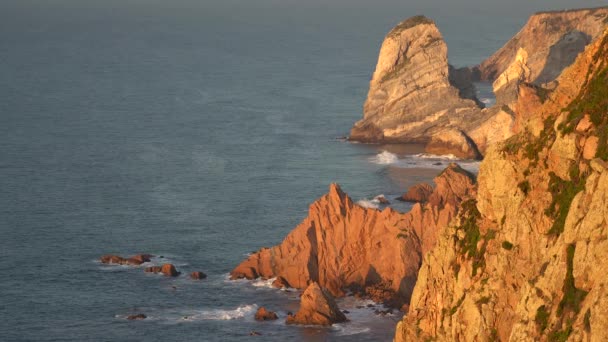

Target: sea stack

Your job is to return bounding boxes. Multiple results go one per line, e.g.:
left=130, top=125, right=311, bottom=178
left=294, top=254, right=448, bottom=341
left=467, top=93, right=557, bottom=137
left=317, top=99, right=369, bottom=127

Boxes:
left=349, top=16, right=484, bottom=158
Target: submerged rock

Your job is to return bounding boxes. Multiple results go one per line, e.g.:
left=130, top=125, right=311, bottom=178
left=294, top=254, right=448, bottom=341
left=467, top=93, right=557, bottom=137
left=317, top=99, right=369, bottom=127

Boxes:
left=100, top=254, right=152, bottom=266
left=144, top=264, right=179, bottom=277
left=254, top=307, right=278, bottom=321
left=189, top=271, right=207, bottom=280
left=285, top=282, right=346, bottom=326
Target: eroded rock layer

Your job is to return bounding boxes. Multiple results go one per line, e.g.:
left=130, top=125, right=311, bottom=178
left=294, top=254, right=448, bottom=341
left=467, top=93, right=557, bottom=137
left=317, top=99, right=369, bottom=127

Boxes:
left=349, top=16, right=483, bottom=158
left=350, top=9, right=607, bottom=159
left=230, top=164, right=476, bottom=307
left=477, top=7, right=608, bottom=83
left=395, top=28, right=608, bottom=342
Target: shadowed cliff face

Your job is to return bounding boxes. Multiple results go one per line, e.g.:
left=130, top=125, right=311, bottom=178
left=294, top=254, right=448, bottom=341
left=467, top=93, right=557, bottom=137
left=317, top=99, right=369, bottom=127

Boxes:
left=230, top=164, right=476, bottom=307
left=477, top=7, right=608, bottom=83
left=395, top=29, right=608, bottom=342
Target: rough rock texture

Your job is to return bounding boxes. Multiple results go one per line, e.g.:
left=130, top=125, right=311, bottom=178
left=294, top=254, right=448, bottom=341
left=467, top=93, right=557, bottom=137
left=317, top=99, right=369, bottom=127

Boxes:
left=144, top=264, right=180, bottom=277
left=254, top=307, right=278, bottom=321
left=425, top=128, right=482, bottom=159
left=349, top=16, right=483, bottom=158
left=395, top=29, right=608, bottom=342
left=231, top=164, right=476, bottom=307
left=477, top=7, right=608, bottom=82
left=351, top=10, right=607, bottom=158
left=100, top=254, right=152, bottom=266
left=285, top=282, right=346, bottom=326
left=398, top=183, right=434, bottom=202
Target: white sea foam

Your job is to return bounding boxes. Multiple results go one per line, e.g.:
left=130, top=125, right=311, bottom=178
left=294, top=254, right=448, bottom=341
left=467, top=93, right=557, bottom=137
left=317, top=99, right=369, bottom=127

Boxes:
left=251, top=277, right=276, bottom=288
left=480, top=97, right=494, bottom=105
left=368, top=151, right=481, bottom=173
left=356, top=199, right=379, bottom=209
left=370, top=151, right=398, bottom=165
left=333, top=324, right=371, bottom=336
left=190, top=304, right=258, bottom=321
left=412, top=153, right=458, bottom=160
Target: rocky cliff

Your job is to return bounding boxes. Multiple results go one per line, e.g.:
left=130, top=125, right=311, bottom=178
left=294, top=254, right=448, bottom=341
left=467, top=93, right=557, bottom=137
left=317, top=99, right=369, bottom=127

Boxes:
left=231, top=164, right=476, bottom=307
left=395, top=28, right=608, bottom=342
left=350, top=9, right=608, bottom=159
left=349, top=16, right=484, bottom=159
left=477, top=7, right=608, bottom=83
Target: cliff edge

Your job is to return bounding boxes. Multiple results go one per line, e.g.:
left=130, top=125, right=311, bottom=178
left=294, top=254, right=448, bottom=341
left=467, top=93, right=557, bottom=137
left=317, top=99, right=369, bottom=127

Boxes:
left=395, top=28, right=608, bottom=342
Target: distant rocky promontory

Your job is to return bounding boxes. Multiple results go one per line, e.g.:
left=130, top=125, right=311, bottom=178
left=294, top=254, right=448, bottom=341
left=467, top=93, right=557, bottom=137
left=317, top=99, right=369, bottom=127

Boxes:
left=350, top=8, right=608, bottom=159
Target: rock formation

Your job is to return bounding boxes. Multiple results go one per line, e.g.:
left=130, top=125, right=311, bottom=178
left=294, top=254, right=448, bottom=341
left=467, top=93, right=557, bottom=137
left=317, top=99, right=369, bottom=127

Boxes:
left=231, top=163, right=476, bottom=307
left=254, top=307, right=278, bottom=321
left=398, top=183, right=434, bottom=202
left=350, top=9, right=607, bottom=158
left=349, top=16, right=483, bottom=159
left=189, top=271, right=206, bottom=280
left=271, top=276, right=290, bottom=289
left=394, top=28, right=608, bottom=342
left=285, top=282, right=346, bottom=326
left=144, top=264, right=180, bottom=277
left=100, top=254, right=152, bottom=266
left=126, top=314, right=147, bottom=320
left=476, top=7, right=608, bottom=83
left=477, top=7, right=608, bottom=109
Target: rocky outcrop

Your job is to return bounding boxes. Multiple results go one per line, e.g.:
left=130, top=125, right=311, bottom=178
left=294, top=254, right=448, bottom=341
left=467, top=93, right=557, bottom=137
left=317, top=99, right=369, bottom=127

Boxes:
left=100, top=254, right=152, bottom=266
left=479, top=8, right=608, bottom=111
left=350, top=9, right=607, bottom=159
left=395, top=28, right=608, bottom=342
left=189, top=271, right=206, bottom=280
left=285, top=282, right=346, bottom=326
left=254, top=307, right=278, bottom=321
left=271, top=276, right=290, bottom=289
left=126, top=314, right=147, bottom=320
left=398, top=183, right=433, bottom=202
left=231, top=164, right=476, bottom=307
left=349, top=16, right=483, bottom=158
left=144, top=264, right=180, bottom=277
left=476, top=7, right=608, bottom=82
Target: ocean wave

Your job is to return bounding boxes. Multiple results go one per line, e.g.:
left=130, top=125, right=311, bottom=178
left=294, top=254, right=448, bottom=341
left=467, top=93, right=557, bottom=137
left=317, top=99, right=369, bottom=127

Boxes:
left=332, top=324, right=371, bottom=336
left=412, top=153, right=458, bottom=160
left=369, top=151, right=398, bottom=165
left=356, top=199, right=379, bottom=209
left=251, top=277, right=276, bottom=288
left=368, top=151, right=480, bottom=173
left=480, top=97, right=495, bottom=105
left=185, top=304, right=259, bottom=321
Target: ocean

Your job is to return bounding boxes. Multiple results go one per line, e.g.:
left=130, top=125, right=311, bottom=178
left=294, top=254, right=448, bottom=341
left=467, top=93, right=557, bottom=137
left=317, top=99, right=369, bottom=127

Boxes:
left=1, top=0, right=602, bottom=340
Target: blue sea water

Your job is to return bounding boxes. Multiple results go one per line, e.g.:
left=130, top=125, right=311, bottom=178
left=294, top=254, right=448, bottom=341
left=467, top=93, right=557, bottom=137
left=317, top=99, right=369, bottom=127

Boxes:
left=1, top=0, right=602, bottom=341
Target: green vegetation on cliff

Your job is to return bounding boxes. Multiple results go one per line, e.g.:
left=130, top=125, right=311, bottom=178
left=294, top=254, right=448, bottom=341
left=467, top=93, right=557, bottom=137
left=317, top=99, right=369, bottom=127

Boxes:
left=388, top=16, right=434, bottom=38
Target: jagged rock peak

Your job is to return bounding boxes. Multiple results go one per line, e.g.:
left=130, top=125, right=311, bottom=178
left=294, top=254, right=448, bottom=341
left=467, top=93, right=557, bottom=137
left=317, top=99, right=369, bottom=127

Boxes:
left=230, top=167, right=477, bottom=307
